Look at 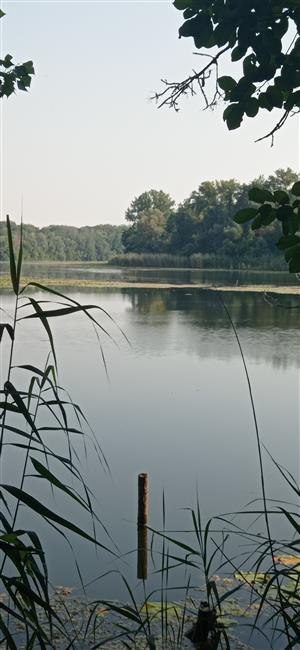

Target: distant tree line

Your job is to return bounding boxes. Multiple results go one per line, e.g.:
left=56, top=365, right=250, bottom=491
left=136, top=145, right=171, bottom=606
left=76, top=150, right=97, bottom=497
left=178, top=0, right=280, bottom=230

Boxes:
left=1, top=169, right=298, bottom=268
left=0, top=222, right=125, bottom=262
left=115, top=168, right=299, bottom=269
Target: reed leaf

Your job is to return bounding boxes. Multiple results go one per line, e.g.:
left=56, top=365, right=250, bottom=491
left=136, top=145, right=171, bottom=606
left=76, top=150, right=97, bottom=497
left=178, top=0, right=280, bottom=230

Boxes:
left=29, top=457, right=91, bottom=512
left=1, top=484, right=115, bottom=554
left=6, top=215, right=18, bottom=295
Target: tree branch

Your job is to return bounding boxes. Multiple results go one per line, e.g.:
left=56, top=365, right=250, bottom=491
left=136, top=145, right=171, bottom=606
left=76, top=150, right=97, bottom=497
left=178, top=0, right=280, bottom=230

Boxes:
left=153, top=45, right=230, bottom=111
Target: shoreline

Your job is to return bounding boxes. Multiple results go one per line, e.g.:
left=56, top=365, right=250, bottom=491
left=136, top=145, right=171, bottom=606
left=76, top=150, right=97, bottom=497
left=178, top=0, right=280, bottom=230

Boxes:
left=0, top=275, right=299, bottom=295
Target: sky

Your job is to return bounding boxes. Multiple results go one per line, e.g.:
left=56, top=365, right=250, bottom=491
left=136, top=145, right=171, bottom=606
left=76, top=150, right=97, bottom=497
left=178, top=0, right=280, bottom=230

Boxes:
left=1, top=0, right=299, bottom=227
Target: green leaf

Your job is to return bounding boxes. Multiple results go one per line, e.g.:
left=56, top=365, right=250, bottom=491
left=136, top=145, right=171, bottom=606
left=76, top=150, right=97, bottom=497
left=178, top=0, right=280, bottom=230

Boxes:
left=179, top=14, right=214, bottom=48
left=173, top=0, right=192, bottom=9
left=287, top=212, right=300, bottom=234
left=259, top=204, right=275, bottom=225
left=4, top=381, right=41, bottom=441
left=2, top=54, right=13, bottom=69
left=234, top=208, right=257, bottom=224
left=289, top=249, right=300, bottom=273
left=17, top=80, right=28, bottom=92
left=0, top=323, right=14, bottom=342
left=245, top=97, right=259, bottom=117
left=23, top=60, right=35, bottom=75
left=284, top=244, right=299, bottom=263
left=30, top=457, right=88, bottom=511
left=265, top=85, right=283, bottom=109
left=223, top=103, right=244, bottom=130
left=292, top=181, right=300, bottom=196
left=231, top=44, right=247, bottom=62
left=251, top=215, right=263, bottom=230
left=22, top=297, right=57, bottom=370
left=16, top=220, right=23, bottom=287
left=6, top=215, right=18, bottom=294
left=277, top=235, right=300, bottom=250
left=1, top=485, right=115, bottom=554
left=218, top=76, right=237, bottom=92
left=277, top=205, right=294, bottom=222
left=243, top=53, right=256, bottom=76
left=230, top=77, right=255, bottom=102
left=96, top=601, right=142, bottom=624
left=248, top=187, right=274, bottom=203
left=274, top=190, right=290, bottom=204
left=0, top=10, right=5, bottom=18
left=258, top=92, right=273, bottom=111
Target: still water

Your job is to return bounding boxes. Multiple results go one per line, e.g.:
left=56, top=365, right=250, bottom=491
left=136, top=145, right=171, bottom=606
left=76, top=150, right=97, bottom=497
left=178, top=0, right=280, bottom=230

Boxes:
left=1, top=261, right=298, bottom=286
left=0, top=269, right=299, bottom=616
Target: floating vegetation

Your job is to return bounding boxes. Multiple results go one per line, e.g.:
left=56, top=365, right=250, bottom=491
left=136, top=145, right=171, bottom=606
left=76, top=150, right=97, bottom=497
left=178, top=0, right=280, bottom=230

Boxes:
left=0, top=274, right=299, bottom=294
left=234, top=572, right=271, bottom=586
left=274, top=554, right=300, bottom=567
left=140, top=601, right=182, bottom=618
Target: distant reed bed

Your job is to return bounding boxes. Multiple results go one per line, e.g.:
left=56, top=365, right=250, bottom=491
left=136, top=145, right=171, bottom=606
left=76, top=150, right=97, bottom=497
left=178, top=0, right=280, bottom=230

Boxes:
left=109, top=253, right=191, bottom=268
left=109, top=252, right=286, bottom=270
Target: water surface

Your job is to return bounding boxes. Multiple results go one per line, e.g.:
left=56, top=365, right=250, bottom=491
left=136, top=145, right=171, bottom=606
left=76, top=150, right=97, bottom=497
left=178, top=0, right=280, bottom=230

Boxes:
left=0, top=272, right=299, bottom=622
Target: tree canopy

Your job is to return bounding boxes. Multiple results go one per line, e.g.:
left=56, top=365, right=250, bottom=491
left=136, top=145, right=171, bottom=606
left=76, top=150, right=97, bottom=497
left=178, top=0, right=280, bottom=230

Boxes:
left=119, top=168, right=299, bottom=269
left=157, top=0, right=300, bottom=140
left=0, top=222, right=125, bottom=262
left=155, top=0, right=300, bottom=271
left=125, top=190, right=174, bottom=223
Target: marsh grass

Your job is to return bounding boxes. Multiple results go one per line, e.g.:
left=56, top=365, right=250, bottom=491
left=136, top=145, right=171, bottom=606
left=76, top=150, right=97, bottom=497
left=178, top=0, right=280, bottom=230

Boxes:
left=0, top=216, right=128, bottom=648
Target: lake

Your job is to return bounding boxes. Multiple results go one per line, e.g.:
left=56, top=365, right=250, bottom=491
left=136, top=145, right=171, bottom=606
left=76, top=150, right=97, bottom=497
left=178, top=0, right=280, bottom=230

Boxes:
left=0, top=265, right=299, bottom=645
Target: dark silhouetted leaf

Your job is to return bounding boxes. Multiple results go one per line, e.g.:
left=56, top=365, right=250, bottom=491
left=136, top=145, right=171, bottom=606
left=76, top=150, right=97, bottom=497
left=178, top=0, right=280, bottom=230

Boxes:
left=223, top=103, right=244, bottom=130
left=292, top=181, right=300, bottom=196
left=274, top=190, right=289, bottom=204
left=234, top=208, right=257, bottom=224
left=277, top=235, right=300, bottom=250
left=249, top=188, right=274, bottom=203
left=218, top=76, right=237, bottom=92
left=245, top=97, right=259, bottom=117
left=1, top=484, right=114, bottom=554
left=6, top=215, right=18, bottom=294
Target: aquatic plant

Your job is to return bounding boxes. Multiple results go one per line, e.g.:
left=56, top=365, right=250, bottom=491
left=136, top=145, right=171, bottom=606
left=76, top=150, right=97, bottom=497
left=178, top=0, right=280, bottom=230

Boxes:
left=0, top=216, right=125, bottom=648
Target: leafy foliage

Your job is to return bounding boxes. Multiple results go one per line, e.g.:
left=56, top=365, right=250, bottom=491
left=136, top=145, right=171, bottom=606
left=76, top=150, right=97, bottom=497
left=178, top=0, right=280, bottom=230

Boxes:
left=0, top=222, right=125, bottom=262
left=120, top=169, right=299, bottom=270
left=125, top=190, right=174, bottom=224
left=156, top=0, right=300, bottom=141
left=234, top=176, right=300, bottom=271
left=0, top=11, right=35, bottom=98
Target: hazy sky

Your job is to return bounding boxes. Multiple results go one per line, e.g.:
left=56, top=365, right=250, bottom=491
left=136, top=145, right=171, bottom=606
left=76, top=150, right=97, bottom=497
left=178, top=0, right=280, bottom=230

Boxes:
left=1, top=1, right=299, bottom=227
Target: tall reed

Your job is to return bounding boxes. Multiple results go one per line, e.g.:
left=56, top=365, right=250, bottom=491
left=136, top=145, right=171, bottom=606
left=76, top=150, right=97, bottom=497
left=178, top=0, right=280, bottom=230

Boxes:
left=0, top=216, right=124, bottom=648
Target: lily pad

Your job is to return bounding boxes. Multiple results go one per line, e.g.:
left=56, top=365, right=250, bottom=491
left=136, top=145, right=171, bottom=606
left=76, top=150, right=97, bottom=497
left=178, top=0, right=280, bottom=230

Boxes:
left=234, top=572, right=270, bottom=585
left=140, top=601, right=182, bottom=618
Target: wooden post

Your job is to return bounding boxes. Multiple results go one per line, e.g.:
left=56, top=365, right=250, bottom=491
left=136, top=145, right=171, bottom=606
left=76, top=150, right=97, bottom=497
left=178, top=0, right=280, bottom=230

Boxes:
left=138, top=473, right=148, bottom=526
left=137, top=473, right=148, bottom=580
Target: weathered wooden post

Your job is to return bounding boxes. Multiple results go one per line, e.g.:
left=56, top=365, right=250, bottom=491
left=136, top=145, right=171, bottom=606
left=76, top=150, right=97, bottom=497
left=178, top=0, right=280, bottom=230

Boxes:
left=185, top=601, right=220, bottom=648
left=137, top=472, right=148, bottom=580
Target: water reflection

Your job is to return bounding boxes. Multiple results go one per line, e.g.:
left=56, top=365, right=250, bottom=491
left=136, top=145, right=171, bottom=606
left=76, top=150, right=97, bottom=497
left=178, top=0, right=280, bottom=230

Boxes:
left=119, top=288, right=299, bottom=369
left=122, top=287, right=298, bottom=327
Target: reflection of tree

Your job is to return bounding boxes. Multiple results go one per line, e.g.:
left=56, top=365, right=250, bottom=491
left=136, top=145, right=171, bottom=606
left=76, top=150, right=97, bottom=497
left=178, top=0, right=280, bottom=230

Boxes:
left=121, top=288, right=300, bottom=368
left=122, top=288, right=298, bottom=330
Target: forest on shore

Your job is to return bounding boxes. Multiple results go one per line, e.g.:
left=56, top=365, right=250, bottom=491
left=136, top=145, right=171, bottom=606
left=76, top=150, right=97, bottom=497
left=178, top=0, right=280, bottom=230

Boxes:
left=1, top=169, right=298, bottom=270
left=0, top=222, right=125, bottom=262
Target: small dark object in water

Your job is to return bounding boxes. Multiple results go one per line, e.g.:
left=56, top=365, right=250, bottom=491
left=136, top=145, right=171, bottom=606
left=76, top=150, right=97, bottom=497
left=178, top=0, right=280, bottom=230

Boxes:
left=185, top=601, right=220, bottom=648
